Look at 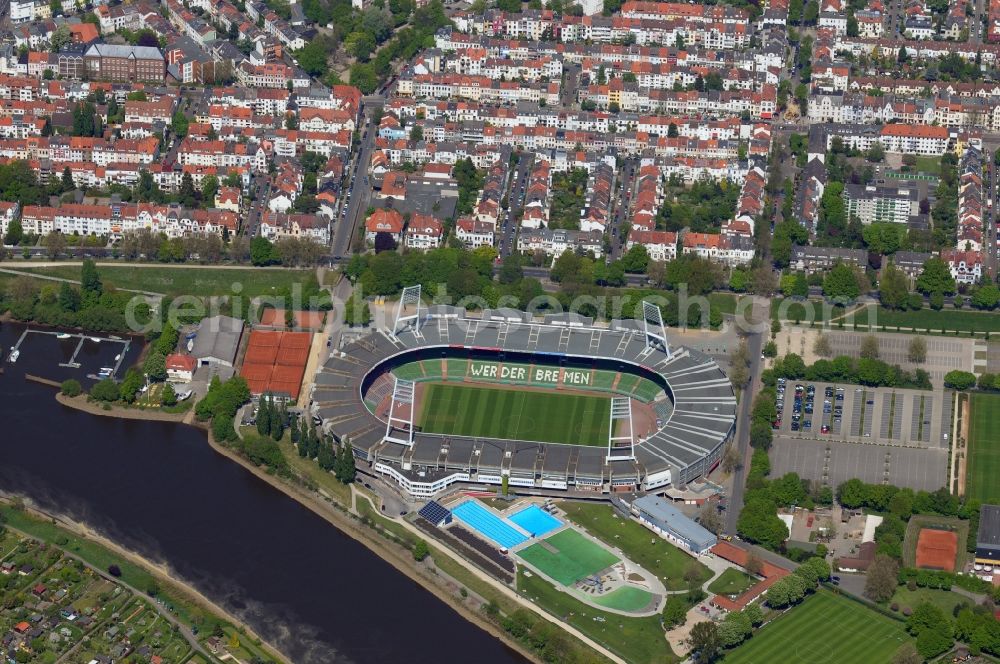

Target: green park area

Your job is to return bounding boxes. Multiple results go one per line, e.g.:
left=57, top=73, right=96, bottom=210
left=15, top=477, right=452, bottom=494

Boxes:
left=724, top=590, right=911, bottom=664
left=518, top=529, right=619, bottom=586
left=707, top=567, right=756, bottom=597
left=419, top=383, right=611, bottom=446
left=967, top=393, right=1000, bottom=503
left=558, top=501, right=712, bottom=591
left=517, top=567, right=676, bottom=664
left=773, top=299, right=1000, bottom=335
left=590, top=586, right=656, bottom=612
left=16, top=264, right=315, bottom=298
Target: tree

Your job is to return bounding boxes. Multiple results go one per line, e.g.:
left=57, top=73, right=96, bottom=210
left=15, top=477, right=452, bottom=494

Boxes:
left=44, top=231, right=67, bottom=259
left=143, top=352, right=167, bottom=382
left=412, top=539, right=429, bottom=561
left=916, top=258, right=956, bottom=295
left=60, top=379, right=82, bottom=397
left=297, top=39, right=330, bottom=76
left=813, top=333, right=832, bottom=358
left=90, top=378, right=120, bottom=402
left=171, top=111, right=189, bottom=138
left=61, top=166, right=75, bottom=192
left=161, top=383, right=177, bottom=407
left=4, top=217, right=23, bottom=245
left=864, top=554, right=900, bottom=602
left=908, top=602, right=954, bottom=659
left=409, top=125, right=424, bottom=142
left=972, top=283, right=1000, bottom=310
left=823, top=263, right=861, bottom=301
left=80, top=259, right=102, bottom=298
left=907, top=337, right=926, bottom=364
left=662, top=595, right=687, bottom=627
left=944, top=370, right=976, bottom=390
left=737, top=496, right=788, bottom=549
left=688, top=621, right=721, bottom=663
left=860, top=334, right=880, bottom=360
left=201, top=175, right=219, bottom=206
left=250, top=236, right=275, bottom=266
left=699, top=503, right=723, bottom=534
left=622, top=244, right=649, bottom=273
left=879, top=264, right=910, bottom=309
left=257, top=397, right=272, bottom=437
left=179, top=172, right=197, bottom=208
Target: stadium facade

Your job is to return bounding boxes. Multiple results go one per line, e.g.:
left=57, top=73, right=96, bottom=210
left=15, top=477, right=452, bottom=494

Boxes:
left=310, top=293, right=737, bottom=498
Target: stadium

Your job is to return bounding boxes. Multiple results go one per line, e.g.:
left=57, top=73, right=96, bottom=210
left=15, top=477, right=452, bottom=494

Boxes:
left=311, top=287, right=737, bottom=498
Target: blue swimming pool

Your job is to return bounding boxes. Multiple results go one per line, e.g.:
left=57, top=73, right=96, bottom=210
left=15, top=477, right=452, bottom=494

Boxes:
left=509, top=505, right=563, bottom=537
left=452, top=500, right=527, bottom=549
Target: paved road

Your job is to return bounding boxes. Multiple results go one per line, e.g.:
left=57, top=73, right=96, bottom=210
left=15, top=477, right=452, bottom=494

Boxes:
left=724, top=296, right=770, bottom=536
left=331, top=103, right=383, bottom=259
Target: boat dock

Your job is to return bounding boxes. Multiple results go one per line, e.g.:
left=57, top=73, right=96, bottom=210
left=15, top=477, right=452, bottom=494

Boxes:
left=13, top=329, right=131, bottom=378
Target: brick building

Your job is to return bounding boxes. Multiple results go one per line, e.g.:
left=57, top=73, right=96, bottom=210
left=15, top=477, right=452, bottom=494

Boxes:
left=84, top=44, right=165, bottom=83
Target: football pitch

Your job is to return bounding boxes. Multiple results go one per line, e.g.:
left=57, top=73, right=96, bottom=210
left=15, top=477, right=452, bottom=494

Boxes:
left=723, top=590, right=911, bottom=664
left=418, top=383, right=611, bottom=446
left=518, top=529, right=619, bottom=586
left=968, top=393, right=1000, bottom=503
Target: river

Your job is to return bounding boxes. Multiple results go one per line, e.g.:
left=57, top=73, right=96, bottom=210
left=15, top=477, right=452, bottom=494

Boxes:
left=0, top=322, right=526, bottom=664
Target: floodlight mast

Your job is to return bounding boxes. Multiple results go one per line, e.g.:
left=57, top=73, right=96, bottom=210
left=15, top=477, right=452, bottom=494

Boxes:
left=384, top=377, right=416, bottom=446
left=393, top=284, right=423, bottom=337
left=607, top=396, right=636, bottom=462
left=642, top=300, right=671, bottom=358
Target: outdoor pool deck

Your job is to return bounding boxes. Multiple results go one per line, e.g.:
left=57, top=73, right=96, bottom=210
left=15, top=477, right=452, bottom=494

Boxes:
left=508, top=504, right=563, bottom=537
left=451, top=500, right=529, bottom=550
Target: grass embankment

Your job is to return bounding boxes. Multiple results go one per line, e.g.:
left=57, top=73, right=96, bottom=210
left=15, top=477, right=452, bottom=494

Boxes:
left=16, top=265, right=314, bottom=298
left=773, top=299, right=1000, bottom=335
left=967, top=393, right=1000, bottom=503
left=724, top=590, right=911, bottom=664
left=0, top=502, right=281, bottom=664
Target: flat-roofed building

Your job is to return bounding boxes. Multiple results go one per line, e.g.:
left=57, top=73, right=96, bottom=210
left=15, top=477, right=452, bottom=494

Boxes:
left=631, top=494, right=718, bottom=554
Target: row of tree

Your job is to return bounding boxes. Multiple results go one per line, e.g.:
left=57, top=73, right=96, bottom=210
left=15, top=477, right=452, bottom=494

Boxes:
left=765, top=352, right=932, bottom=390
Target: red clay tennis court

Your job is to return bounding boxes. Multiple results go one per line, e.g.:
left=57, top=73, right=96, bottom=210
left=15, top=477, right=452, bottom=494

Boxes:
left=915, top=529, right=958, bottom=571
left=240, top=330, right=313, bottom=400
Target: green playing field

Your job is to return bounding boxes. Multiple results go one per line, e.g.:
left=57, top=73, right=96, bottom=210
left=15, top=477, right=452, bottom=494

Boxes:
left=518, top=529, right=620, bottom=586
left=968, top=393, right=1000, bottom=503
left=418, top=383, right=611, bottom=446
left=724, top=590, right=911, bottom=664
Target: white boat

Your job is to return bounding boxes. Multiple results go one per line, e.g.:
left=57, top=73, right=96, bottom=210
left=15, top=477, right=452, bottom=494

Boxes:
left=114, top=354, right=121, bottom=361
left=7, top=349, right=19, bottom=363
left=89, top=337, right=102, bottom=343
left=177, top=390, right=193, bottom=401
left=109, top=335, right=122, bottom=340
left=56, top=333, right=72, bottom=339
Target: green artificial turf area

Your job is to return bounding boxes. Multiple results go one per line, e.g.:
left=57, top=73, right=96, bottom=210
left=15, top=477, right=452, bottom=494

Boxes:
left=418, top=382, right=611, bottom=445
left=518, top=529, right=620, bottom=586
left=968, top=392, right=1000, bottom=503
left=707, top=567, right=756, bottom=597
left=594, top=586, right=653, bottom=611
left=723, top=590, right=911, bottom=664
left=559, top=501, right=712, bottom=591
left=591, top=586, right=655, bottom=612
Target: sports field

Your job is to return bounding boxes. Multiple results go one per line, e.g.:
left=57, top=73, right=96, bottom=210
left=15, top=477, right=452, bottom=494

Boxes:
left=418, top=383, right=611, bottom=446
left=724, top=590, right=911, bottom=664
left=518, top=529, right=619, bottom=586
left=968, top=393, right=1000, bottom=503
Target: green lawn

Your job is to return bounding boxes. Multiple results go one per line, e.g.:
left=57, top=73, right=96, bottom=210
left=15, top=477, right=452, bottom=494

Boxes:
left=707, top=567, right=756, bottom=597
left=723, top=590, right=911, bottom=664
left=889, top=587, right=969, bottom=616
left=559, top=501, right=712, bottom=591
left=591, top=585, right=656, bottom=612
left=518, top=529, right=620, bottom=586
left=16, top=264, right=315, bottom=298
left=968, top=393, right=1000, bottom=503
left=419, top=383, right=611, bottom=446
left=517, top=567, right=677, bottom=664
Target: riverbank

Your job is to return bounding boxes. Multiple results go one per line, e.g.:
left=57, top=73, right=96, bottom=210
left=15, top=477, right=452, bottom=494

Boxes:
left=48, top=388, right=545, bottom=664
left=0, top=495, right=289, bottom=664
left=55, top=391, right=191, bottom=422
left=200, top=427, right=544, bottom=664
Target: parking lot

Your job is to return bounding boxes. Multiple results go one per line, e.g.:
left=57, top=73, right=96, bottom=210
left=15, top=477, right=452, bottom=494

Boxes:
left=768, top=379, right=953, bottom=492
left=771, top=380, right=951, bottom=449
